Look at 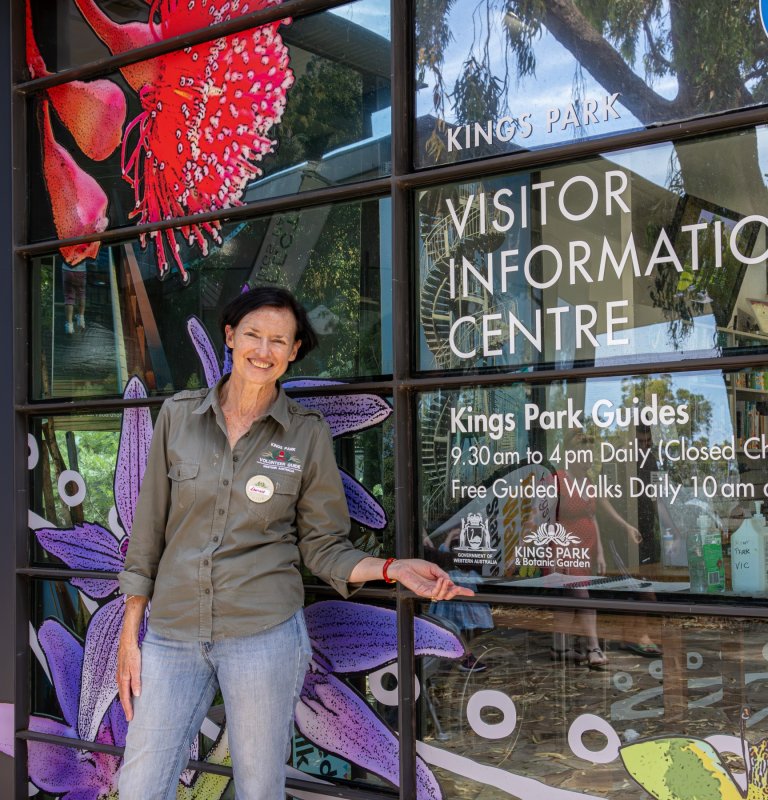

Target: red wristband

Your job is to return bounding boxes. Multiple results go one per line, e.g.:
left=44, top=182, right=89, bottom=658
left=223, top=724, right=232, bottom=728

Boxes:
left=382, top=557, right=397, bottom=583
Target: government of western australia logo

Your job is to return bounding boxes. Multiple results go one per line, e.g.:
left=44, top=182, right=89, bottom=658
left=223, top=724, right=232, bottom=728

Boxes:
left=453, top=512, right=498, bottom=567
left=512, top=522, right=592, bottom=571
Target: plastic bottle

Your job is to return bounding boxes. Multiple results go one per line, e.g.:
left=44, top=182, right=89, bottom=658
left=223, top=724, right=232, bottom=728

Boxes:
left=753, top=500, right=768, bottom=588
left=687, top=521, right=707, bottom=593
left=688, top=514, right=725, bottom=593
left=731, top=504, right=767, bottom=593
left=661, top=528, right=676, bottom=568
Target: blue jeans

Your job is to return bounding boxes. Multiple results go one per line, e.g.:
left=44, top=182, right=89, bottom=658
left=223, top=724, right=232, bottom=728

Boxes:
left=118, top=610, right=312, bottom=800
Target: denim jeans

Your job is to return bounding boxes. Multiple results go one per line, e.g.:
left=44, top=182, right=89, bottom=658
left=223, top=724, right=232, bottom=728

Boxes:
left=118, top=610, right=312, bottom=800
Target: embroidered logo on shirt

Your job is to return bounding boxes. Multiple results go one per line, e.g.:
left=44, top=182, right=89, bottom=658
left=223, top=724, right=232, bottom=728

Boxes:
left=258, top=442, right=303, bottom=474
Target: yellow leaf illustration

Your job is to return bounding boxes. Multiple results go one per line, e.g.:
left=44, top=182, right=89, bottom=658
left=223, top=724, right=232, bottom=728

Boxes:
left=620, top=738, right=743, bottom=800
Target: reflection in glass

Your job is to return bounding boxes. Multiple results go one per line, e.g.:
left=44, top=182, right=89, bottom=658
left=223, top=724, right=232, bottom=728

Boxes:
left=30, top=198, right=392, bottom=400
left=415, top=0, right=768, bottom=167
left=417, top=603, right=768, bottom=799
left=27, top=0, right=391, bottom=255
left=418, top=367, right=768, bottom=599
left=417, top=126, right=768, bottom=372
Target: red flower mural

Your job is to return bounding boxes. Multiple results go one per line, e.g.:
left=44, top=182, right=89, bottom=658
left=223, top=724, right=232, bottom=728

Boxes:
left=28, top=0, right=294, bottom=283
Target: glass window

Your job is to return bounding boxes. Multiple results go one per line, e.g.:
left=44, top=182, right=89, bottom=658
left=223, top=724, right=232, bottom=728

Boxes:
left=417, top=126, right=768, bottom=373
left=418, top=367, right=768, bottom=600
left=417, top=603, right=768, bottom=799
left=30, top=198, right=392, bottom=400
left=29, top=581, right=402, bottom=795
left=26, top=0, right=391, bottom=243
left=415, top=0, right=768, bottom=167
left=29, top=396, right=394, bottom=569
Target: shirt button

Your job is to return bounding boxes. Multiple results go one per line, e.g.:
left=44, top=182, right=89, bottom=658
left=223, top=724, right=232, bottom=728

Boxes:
left=223, top=479, right=229, bottom=486
left=244, top=432, right=250, bottom=438
left=218, top=509, right=225, bottom=515
left=213, top=536, right=219, bottom=543
left=233, top=456, right=239, bottom=463
left=205, top=588, right=210, bottom=594
left=203, top=559, right=209, bottom=566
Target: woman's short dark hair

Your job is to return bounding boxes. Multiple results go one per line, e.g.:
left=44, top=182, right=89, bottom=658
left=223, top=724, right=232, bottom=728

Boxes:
left=219, top=286, right=319, bottom=362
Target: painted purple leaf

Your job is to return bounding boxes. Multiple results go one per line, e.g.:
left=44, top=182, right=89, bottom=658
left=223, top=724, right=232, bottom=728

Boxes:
left=292, top=394, right=392, bottom=437
left=35, top=523, right=123, bottom=574
left=114, top=376, right=153, bottom=536
left=38, top=620, right=83, bottom=731
left=304, top=601, right=464, bottom=674
left=0, top=703, right=13, bottom=756
left=78, top=598, right=123, bottom=742
left=222, top=345, right=232, bottom=376
left=297, top=670, right=441, bottom=800
left=71, top=577, right=120, bottom=599
left=28, top=715, right=120, bottom=799
left=340, top=470, right=387, bottom=530
left=106, top=697, right=128, bottom=749
left=28, top=717, right=95, bottom=794
left=187, top=316, right=222, bottom=389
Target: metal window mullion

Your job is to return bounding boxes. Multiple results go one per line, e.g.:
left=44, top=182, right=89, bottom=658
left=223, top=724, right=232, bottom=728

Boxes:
left=5, top=1, right=31, bottom=798
left=402, top=350, right=768, bottom=391
left=16, top=178, right=392, bottom=257
left=16, top=0, right=354, bottom=94
left=19, top=106, right=768, bottom=258
left=16, top=730, right=398, bottom=800
left=399, top=105, right=768, bottom=190
left=390, top=2, right=417, bottom=799
left=16, top=379, right=397, bottom=415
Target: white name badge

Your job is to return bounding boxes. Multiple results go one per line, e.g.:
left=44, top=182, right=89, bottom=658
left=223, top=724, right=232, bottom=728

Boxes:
left=246, top=475, right=275, bottom=503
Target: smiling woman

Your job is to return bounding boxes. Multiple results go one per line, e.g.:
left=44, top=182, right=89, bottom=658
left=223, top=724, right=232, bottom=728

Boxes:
left=115, top=286, right=472, bottom=800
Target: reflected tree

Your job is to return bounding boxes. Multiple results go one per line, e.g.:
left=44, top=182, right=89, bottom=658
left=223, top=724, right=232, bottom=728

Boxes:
left=418, top=0, right=768, bottom=133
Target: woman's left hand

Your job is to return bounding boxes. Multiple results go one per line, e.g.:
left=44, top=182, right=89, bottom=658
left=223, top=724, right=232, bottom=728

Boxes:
left=388, top=559, right=475, bottom=600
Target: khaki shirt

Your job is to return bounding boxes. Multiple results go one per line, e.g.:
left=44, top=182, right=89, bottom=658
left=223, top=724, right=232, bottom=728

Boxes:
left=119, top=378, right=368, bottom=641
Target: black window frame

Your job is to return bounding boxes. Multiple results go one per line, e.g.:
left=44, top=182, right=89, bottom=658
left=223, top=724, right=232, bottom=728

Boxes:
left=5, top=1, right=768, bottom=798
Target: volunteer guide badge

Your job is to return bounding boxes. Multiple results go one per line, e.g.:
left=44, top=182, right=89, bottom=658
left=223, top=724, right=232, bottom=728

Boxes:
left=246, top=475, right=274, bottom=503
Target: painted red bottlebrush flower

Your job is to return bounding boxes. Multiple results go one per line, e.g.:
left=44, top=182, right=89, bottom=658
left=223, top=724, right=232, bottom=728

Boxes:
left=76, top=0, right=295, bottom=283
left=39, top=99, right=109, bottom=265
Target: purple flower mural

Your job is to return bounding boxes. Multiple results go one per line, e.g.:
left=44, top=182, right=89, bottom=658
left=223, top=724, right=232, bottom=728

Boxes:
left=5, top=377, right=230, bottom=798
left=187, top=315, right=392, bottom=530
left=7, top=312, right=464, bottom=799
left=35, top=376, right=152, bottom=744
left=301, top=601, right=465, bottom=800
left=22, top=618, right=125, bottom=800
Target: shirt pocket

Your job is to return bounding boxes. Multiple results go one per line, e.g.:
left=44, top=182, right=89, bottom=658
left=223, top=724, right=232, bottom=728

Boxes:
left=248, top=473, right=301, bottom=524
left=168, top=462, right=199, bottom=510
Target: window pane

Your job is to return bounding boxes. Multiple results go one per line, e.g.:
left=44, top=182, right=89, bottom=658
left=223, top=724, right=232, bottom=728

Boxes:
left=418, top=367, right=768, bottom=601
left=417, top=603, right=768, bottom=799
left=415, top=0, right=768, bottom=167
left=29, top=395, right=393, bottom=568
left=29, top=577, right=231, bottom=795
left=28, top=582, right=399, bottom=795
left=30, top=198, right=392, bottom=400
left=417, top=126, right=768, bottom=373
left=26, top=0, right=391, bottom=243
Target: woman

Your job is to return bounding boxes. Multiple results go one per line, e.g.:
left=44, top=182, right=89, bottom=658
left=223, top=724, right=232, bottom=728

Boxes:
left=116, top=286, right=472, bottom=800
left=549, top=430, right=641, bottom=668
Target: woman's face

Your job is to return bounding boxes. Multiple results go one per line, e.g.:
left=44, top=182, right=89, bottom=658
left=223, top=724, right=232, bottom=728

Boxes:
left=225, top=306, right=301, bottom=388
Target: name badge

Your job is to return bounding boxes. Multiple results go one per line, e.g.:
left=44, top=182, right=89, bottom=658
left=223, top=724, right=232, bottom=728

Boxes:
left=246, top=475, right=275, bottom=503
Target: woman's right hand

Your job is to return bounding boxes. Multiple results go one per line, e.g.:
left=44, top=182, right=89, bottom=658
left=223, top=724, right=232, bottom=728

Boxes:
left=117, top=637, right=142, bottom=721
left=116, top=595, right=149, bottom=721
